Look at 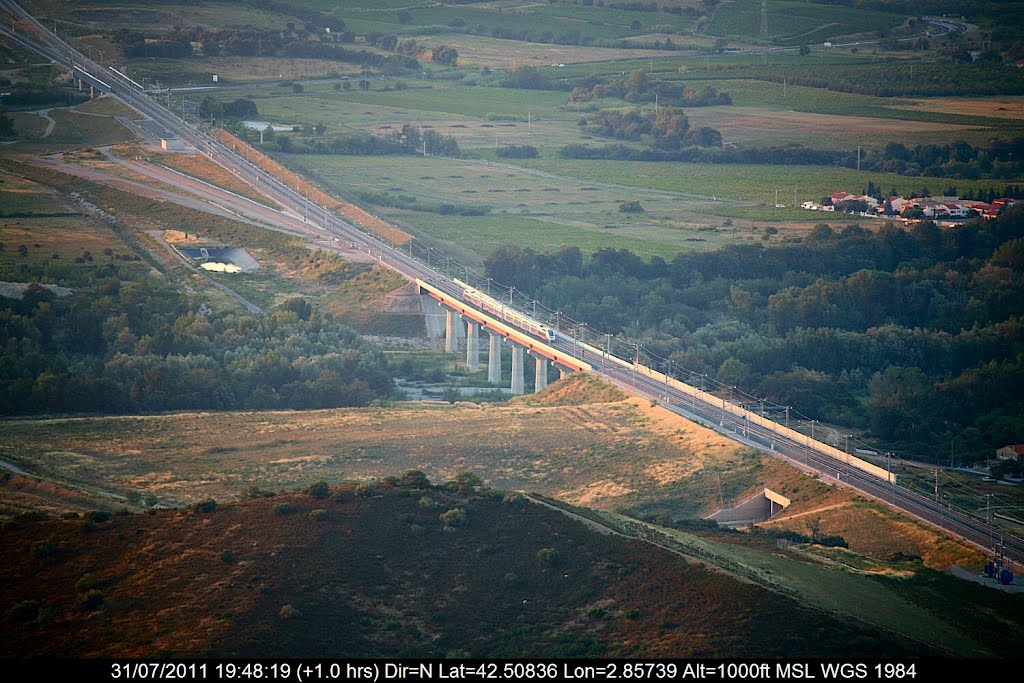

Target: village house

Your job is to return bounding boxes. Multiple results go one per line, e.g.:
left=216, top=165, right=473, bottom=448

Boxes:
left=801, top=193, right=1019, bottom=222
left=996, top=444, right=1024, bottom=461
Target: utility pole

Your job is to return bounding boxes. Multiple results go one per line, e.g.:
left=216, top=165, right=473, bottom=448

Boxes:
left=987, top=494, right=993, bottom=546
left=632, top=343, right=638, bottom=386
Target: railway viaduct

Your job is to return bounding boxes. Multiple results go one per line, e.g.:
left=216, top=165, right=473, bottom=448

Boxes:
left=418, top=278, right=589, bottom=395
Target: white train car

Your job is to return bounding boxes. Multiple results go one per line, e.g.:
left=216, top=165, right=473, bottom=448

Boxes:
left=456, top=279, right=556, bottom=342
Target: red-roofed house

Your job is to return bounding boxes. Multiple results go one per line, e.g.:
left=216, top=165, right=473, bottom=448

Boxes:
left=996, top=444, right=1024, bottom=461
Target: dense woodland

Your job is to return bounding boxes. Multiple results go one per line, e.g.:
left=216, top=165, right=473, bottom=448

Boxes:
left=0, top=280, right=393, bottom=414
left=484, top=209, right=1024, bottom=464
left=0, top=248, right=393, bottom=415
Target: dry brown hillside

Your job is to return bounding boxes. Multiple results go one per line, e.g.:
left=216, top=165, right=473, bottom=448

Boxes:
left=0, top=481, right=941, bottom=659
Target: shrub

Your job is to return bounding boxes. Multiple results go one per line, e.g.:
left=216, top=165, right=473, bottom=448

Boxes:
left=273, top=502, right=297, bottom=516
left=537, top=547, right=561, bottom=567
left=85, top=511, right=110, bottom=523
left=243, top=485, right=276, bottom=499
left=221, top=549, right=236, bottom=564
left=79, top=590, right=104, bottom=611
left=30, top=540, right=56, bottom=561
left=355, top=483, right=377, bottom=497
left=447, top=471, right=482, bottom=494
left=502, top=492, right=526, bottom=506
left=399, top=470, right=430, bottom=489
left=305, top=481, right=330, bottom=499
left=496, top=144, right=539, bottom=159
left=619, top=200, right=644, bottom=213
left=309, top=508, right=328, bottom=521
left=4, top=600, right=39, bottom=623
left=439, top=507, right=467, bottom=528
left=190, top=499, right=218, bottom=513
left=75, top=573, right=98, bottom=592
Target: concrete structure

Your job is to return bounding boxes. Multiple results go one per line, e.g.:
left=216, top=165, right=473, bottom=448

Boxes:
left=417, top=278, right=591, bottom=397
left=707, top=488, right=790, bottom=528
left=534, top=354, right=549, bottom=391
left=445, top=308, right=457, bottom=353
left=488, top=333, right=502, bottom=384
left=466, top=319, right=480, bottom=371
left=160, top=137, right=188, bottom=151
left=510, top=344, right=525, bottom=395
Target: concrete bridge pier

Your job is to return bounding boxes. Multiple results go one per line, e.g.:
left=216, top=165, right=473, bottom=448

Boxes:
left=465, top=319, right=480, bottom=371
left=445, top=308, right=457, bottom=353
left=488, top=332, right=502, bottom=384
left=510, top=343, right=525, bottom=395
left=534, top=354, right=549, bottom=391
left=558, top=364, right=572, bottom=380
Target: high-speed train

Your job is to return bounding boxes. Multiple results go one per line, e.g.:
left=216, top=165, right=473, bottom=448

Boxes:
left=456, top=279, right=557, bottom=342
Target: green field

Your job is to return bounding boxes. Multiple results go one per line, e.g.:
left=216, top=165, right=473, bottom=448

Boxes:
left=6, top=113, right=50, bottom=140
left=282, top=152, right=750, bottom=258
left=228, top=71, right=1022, bottom=160
left=706, top=0, right=909, bottom=44
left=248, top=82, right=569, bottom=123
left=344, top=5, right=649, bottom=42
left=56, top=2, right=302, bottom=31
left=508, top=157, right=1017, bottom=205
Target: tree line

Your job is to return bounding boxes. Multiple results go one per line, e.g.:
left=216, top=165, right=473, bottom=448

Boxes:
left=559, top=136, right=1024, bottom=181
left=252, top=123, right=462, bottom=158
left=483, top=208, right=1024, bottom=463
left=745, top=62, right=1024, bottom=98
left=570, top=71, right=732, bottom=107
left=580, top=106, right=723, bottom=150
left=110, top=25, right=419, bottom=72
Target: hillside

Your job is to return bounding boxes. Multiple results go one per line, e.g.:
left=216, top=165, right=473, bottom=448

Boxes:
left=0, top=481, right=955, bottom=659
left=0, top=371, right=984, bottom=572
